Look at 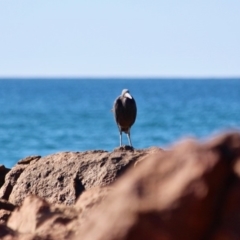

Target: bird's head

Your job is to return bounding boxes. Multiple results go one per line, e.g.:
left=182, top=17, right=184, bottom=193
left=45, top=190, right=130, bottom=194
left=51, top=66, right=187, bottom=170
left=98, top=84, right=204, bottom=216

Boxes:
left=121, top=89, right=132, bottom=99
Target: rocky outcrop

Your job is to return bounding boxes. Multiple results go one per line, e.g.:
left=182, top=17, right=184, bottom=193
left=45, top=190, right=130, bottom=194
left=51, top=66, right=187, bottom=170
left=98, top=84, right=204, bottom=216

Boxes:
left=1, top=132, right=240, bottom=240
left=0, top=147, right=148, bottom=206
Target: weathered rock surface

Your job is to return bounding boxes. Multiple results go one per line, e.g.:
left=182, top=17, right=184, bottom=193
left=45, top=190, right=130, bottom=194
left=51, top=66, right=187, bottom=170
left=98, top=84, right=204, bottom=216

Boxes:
left=7, top=195, right=77, bottom=238
left=1, top=132, right=240, bottom=240
left=0, top=185, right=16, bottom=225
left=74, top=186, right=112, bottom=226
left=0, top=224, right=15, bottom=239
left=0, top=164, right=28, bottom=201
left=2, top=187, right=112, bottom=240
left=0, top=199, right=15, bottom=212
left=0, top=210, right=11, bottom=224
left=0, top=165, right=10, bottom=188
left=1, top=147, right=148, bottom=206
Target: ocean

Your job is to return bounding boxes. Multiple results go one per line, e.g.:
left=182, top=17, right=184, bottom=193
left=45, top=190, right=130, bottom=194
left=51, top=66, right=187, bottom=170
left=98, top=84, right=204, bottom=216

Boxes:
left=0, top=79, right=240, bottom=168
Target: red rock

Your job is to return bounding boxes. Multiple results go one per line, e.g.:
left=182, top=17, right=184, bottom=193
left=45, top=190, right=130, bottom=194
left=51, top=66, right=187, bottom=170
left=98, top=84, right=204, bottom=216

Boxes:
left=77, top=133, right=240, bottom=240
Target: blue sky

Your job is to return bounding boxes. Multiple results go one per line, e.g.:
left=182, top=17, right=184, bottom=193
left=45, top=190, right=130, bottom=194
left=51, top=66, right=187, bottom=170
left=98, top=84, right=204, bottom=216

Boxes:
left=0, top=1, right=239, bottom=78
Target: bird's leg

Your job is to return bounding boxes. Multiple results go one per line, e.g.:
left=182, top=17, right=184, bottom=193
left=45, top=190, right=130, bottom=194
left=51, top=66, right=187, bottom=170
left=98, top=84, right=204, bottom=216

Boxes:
left=119, top=131, right=122, bottom=146
left=127, top=131, right=132, bottom=147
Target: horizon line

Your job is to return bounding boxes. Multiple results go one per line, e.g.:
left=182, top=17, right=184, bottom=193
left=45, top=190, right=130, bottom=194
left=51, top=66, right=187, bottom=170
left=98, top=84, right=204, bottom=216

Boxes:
left=0, top=76, right=240, bottom=80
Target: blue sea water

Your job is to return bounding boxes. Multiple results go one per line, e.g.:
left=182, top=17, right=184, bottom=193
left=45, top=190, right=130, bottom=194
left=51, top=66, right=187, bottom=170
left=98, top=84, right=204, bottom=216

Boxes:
left=0, top=79, right=240, bottom=168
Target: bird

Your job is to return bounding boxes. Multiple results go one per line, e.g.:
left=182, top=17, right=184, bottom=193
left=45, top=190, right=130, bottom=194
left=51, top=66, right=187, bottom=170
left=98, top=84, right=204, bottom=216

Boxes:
left=113, top=89, right=137, bottom=147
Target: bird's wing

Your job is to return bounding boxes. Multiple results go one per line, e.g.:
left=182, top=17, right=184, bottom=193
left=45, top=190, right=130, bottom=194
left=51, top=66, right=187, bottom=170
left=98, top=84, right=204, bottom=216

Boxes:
left=113, top=98, right=124, bottom=123
left=131, top=97, right=137, bottom=122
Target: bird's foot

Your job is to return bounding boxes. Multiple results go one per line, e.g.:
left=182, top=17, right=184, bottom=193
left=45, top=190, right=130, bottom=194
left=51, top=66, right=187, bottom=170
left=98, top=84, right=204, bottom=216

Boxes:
left=114, top=145, right=134, bottom=152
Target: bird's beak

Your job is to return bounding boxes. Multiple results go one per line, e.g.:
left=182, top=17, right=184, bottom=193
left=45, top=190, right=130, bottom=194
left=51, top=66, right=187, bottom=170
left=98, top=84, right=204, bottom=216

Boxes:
left=125, top=92, right=132, bottom=99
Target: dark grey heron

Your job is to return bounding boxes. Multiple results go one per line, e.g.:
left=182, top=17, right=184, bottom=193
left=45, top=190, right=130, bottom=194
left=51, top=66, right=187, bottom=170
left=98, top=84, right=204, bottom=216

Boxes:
left=113, top=89, right=137, bottom=147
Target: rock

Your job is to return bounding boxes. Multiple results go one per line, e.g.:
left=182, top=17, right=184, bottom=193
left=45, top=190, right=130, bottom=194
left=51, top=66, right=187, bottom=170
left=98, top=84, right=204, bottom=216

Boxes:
left=0, top=199, right=15, bottom=225
left=0, top=209, right=12, bottom=224
left=7, top=195, right=76, bottom=236
left=2, top=132, right=240, bottom=240
left=0, top=173, right=111, bottom=234
left=0, top=224, right=15, bottom=239
left=0, top=165, right=10, bottom=188
left=75, top=186, right=112, bottom=211
left=209, top=133, right=240, bottom=239
left=76, top=133, right=240, bottom=240
left=3, top=148, right=147, bottom=206
left=17, top=155, right=41, bottom=165
left=3, top=187, right=112, bottom=240
left=75, top=187, right=112, bottom=224
left=0, top=199, right=15, bottom=211
left=0, top=164, right=27, bottom=200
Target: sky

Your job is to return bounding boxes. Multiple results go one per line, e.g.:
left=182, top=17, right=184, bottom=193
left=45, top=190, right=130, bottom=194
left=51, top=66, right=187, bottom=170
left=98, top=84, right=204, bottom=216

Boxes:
left=0, top=1, right=240, bottom=78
